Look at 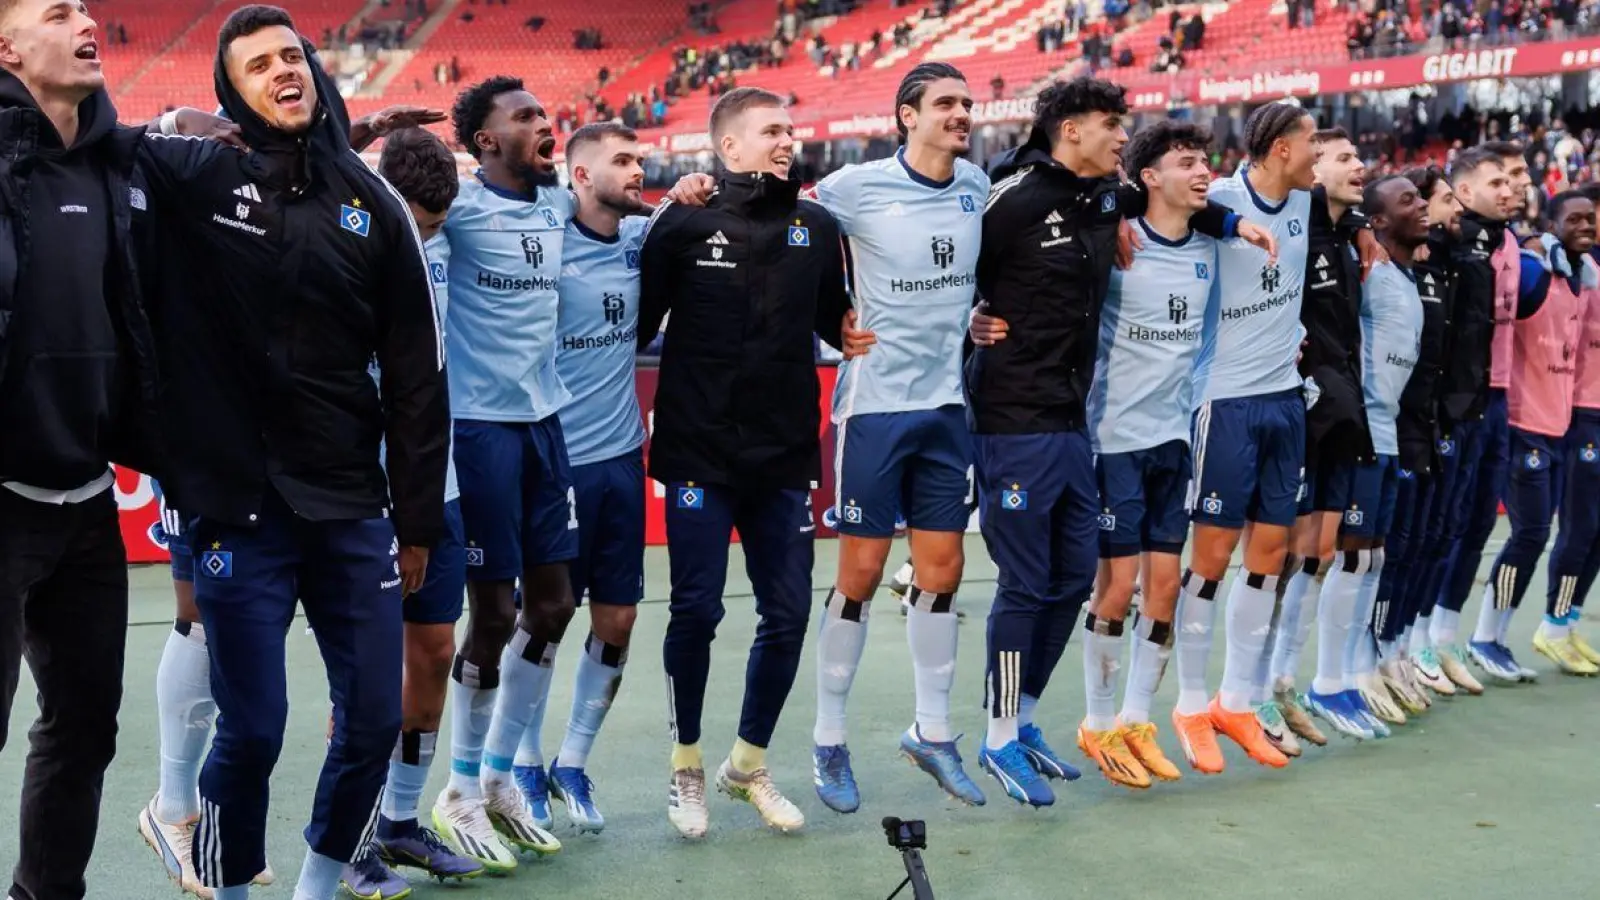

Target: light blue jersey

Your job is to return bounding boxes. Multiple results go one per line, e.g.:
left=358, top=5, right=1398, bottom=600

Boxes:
left=555, top=216, right=648, bottom=466
left=442, top=175, right=576, bottom=422
left=1359, top=261, right=1424, bottom=456
left=816, top=149, right=988, bottom=421
left=1089, top=220, right=1217, bottom=454
left=1192, top=166, right=1312, bottom=404
left=376, top=234, right=459, bottom=502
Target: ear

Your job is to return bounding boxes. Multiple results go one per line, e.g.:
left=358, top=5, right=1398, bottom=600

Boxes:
left=474, top=129, right=495, bottom=157
left=1058, top=117, right=1078, bottom=145
left=0, top=36, right=20, bottom=70
left=897, top=102, right=916, bottom=136
left=1139, top=166, right=1159, bottom=192
left=719, top=131, right=737, bottom=162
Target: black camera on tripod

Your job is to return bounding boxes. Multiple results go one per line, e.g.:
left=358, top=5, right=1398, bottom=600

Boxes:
left=882, top=817, right=934, bottom=900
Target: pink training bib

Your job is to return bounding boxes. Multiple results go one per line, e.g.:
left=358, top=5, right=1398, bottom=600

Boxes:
left=1508, top=260, right=1584, bottom=437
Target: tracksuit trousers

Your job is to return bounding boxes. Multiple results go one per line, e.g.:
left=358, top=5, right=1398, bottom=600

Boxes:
left=189, top=493, right=403, bottom=889
left=661, top=483, right=814, bottom=749
left=1546, top=409, right=1600, bottom=620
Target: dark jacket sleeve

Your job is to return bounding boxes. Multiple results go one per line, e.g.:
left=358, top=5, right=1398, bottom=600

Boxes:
left=135, top=131, right=233, bottom=201
left=375, top=210, right=450, bottom=548
left=638, top=203, right=679, bottom=349
left=1187, top=200, right=1239, bottom=240
left=813, top=215, right=850, bottom=351
left=977, top=185, right=1027, bottom=307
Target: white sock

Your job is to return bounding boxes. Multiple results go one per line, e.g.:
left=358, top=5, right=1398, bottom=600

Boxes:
left=556, top=634, right=626, bottom=769
left=985, top=715, right=1018, bottom=750
left=1396, top=623, right=1412, bottom=657
left=1413, top=613, right=1434, bottom=651
left=1342, top=551, right=1383, bottom=686
left=382, top=731, right=436, bottom=824
left=1119, top=614, right=1171, bottom=724
left=446, top=657, right=496, bottom=798
left=485, top=630, right=558, bottom=788
left=1494, top=605, right=1516, bottom=645
left=1081, top=613, right=1123, bottom=731
left=813, top=588, right=869, bottom=747
left=1270, top=560, right=1323, bottom=688
left=1430, top=607, right=1461, bottom=647
left=905, top=586, right=959, bottom=743
left=1540, top=616, right=1573, bottom=640
left=1174, top=571, right=1220, bottom=716
left=1378, top=638, right=1398, bottom=661
left=155, top=621, right=214, bottom=824
left=1018, top=693, right=1039, bottom=727
left=292, top=849, right=343, bottom=900
left=1473, top=570, right=1506, bottom=643
left=1219, top=570, right=1279, bottom=712
left=1314, top=549, right=1368, bottom=695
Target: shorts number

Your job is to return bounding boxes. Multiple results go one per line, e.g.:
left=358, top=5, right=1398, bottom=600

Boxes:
left=566, top=486, right=578, bottom=531
left=964, top=465, right=976, bottom=507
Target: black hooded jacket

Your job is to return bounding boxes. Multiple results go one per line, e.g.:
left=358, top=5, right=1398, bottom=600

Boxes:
left=967, top=134, right=1235, bottom=434
left=639, top=170, right=849, bottom=490
left=134, top=40, right=448, bottom=546
left=1398, top=226, right=1455, bottom=475
left=1439, top=210, right=1502, bottom=424
left=1300, top=187, right=1374, bottom=466
left=0, top=73, right=161, bottom=489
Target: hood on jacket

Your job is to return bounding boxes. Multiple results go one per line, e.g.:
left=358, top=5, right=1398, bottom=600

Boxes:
left=0, top=69, right=118, bottom=160
left=987, top=124, right=1055, bottom=182
left=212, top=34, right=350, bottom=187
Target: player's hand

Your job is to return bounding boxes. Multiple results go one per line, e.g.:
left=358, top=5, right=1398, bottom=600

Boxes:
left=366, top=104, right=447, bottom=136
left=1116, top=218, right=1142, bottom=269
left=841, top=309, right=877, bottom=359
left=970, top=301, right=1009, bottom=346
left=668, top=172, right=717, bottom=207
left=1236, top=221, right=1279, bottom=264
left=172, top=108, right=246, bottom=150
left=399, top=546, right=430, bottom=596
left=1356, top=228, right=1389, bottom=280
left=1414, top=241, right=1432, bottom=264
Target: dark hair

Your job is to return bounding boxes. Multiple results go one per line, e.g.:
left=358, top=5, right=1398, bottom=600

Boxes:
left=1403, top=164, right=1448, bottom=202
left=1121, top=120, right=1212, bottom=180
left=1578, top=181, right=1600, bottom=205
left=1031, top=77, right=1127, bottom=147
left=452, top=75, right=525, bottom=160
left=709, top=86, right=786, bottom=139
left=378, top=127, right=460, bottom=215
left=894, top=62, right=966, bottom=144
left=565, top=122, right=639, bottom=162
left=1312, top=127, right=1350, bottom=145
left=1547, top=189, right=1591, bottom=226
left=218, top=4, right=297, bottom=56
left=1480, top=140, right=1524, bottom=162
left=1361, top=174, right=1409, bottom=217
left=1448, top=147, right=1504, bottom=184
left=1243, top=102, right=1310, bottom=160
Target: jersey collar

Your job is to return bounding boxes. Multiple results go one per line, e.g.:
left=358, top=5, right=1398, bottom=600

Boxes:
left=896, top=147, right=955, bottom=190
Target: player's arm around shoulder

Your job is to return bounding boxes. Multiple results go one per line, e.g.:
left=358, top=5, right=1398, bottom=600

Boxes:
left=637, top=199, right=692, bottom=348
left=135, top=126, right=242, bottom=204
left=800, top=201, right=852, bottom=351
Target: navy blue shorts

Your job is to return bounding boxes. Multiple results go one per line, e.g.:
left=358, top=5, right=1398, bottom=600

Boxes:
left=1297, top=458, right=1353, bottom=516
left=169, top=527, right=196, bottom=583
left=404, top=499, right=466, bottom=624
left=571, top=450, right=646, bottom=607
left=1335, top=455, right=1400, bottom=538
left=834, top=405, right=972, bottom=538
left=454, top=417, right=579, bottom=581
left=1096, top=439, right=1192, bottom=558
left=1190, top=388, right=1306, bottom=529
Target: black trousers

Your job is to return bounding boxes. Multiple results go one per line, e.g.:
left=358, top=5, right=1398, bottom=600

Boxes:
left=0, top=488, right=129, bottom=900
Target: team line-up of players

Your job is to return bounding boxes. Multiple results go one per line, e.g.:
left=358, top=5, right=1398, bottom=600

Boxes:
left=139, top=59, right=1600, bottom=900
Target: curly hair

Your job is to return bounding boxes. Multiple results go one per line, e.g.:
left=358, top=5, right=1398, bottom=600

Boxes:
left=379, top=127, right=460, bottom=215
left=1121, top=120, right=1212, bottom=181
left=1031, top=76, right=1127, bottom=146
left=894, top=62, right=967, bottom=144
left=1243, top=102, right=1310, bottom=160
left=1403, top=164, right=1447, bottom=203
left=452, top=75, right=525, bottom=159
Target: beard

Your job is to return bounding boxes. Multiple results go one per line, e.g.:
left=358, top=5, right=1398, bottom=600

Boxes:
left=599, top=185, right=648, bottom=215
left=511, top=159, right=562, bottom=189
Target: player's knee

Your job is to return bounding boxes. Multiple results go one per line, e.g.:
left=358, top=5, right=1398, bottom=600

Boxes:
left=216, top=714, right=289, bottom=770
left=591, top=604, right=638, bottom=647
left=341, top=708, right=403, bottom=762
left=835, top=554, right=887, bottom=599
left=1515, top=523, right=1552, bottom=553
left=468, top=606, right=517, bottom=660
left=911, top=546, right=963, bottom=593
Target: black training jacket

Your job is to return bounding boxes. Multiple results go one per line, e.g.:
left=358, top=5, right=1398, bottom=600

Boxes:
left=1399, top=228, right=1454, bottom=475
left=638, top=171, right=849, bottom=490
left=967, top=134, right=1234, bottom=434
left=0, top=73, right=162, bottom=485
left=1439, top=211, right=1501, bottom=425
left=135, top=40, right=448, bottom=547
left=1300, top=188, right=1374, bottom=466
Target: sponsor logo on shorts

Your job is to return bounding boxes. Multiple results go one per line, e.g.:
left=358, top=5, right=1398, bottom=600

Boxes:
left=1525, top=451, right=1544, bottom=470
left=466, top=545, right=485, bottom=567
left=1345, top=508, right=1365, bottom=526
left=1438, top=438, right=1456, bottom=457
left=200, top=543, right=233, bottom=578
left=1001, top=486, right=1028, bottom=511
left=841, top=500, right=863, bottom=524
left=1097, top=512, right=1117, bottom=531
left=1201, top=496, right=1223, bottom=516
left=1583, top=445, right=1598, bottom=463
left=677, top=485, right=705, bottom=509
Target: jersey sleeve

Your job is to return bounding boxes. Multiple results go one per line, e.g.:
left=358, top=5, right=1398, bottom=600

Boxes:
left=373, top=194, right=450, bottom=548
left=136, top=132, right=233, bottom=203
left=812, top=166, right=860, bottom=235
left=812, top=213, right=851, bottom=351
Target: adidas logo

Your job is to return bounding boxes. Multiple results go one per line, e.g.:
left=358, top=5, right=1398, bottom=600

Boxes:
left=1045, top=209, right=1064, bottom=224
left=232, top=183, right=262, bottom=202
left=1424, top=273, right=1436, bottom=285
left=705, top=231, right=730, bottom=245
left=1315, top=253, right=1330, bottom=268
